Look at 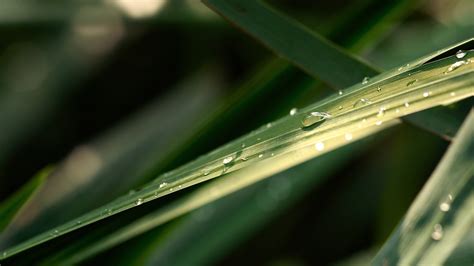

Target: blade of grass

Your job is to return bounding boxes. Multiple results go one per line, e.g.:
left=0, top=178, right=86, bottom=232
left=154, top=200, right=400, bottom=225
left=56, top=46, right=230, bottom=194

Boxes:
left=31, top=1, right=423, bottom=262
left=1, top=46, right=473, bottom=260
left=372, top=109, right=474, bottom=265
left=0, top=167, right=51, bottom=232
left=204, top=0, right=378, bottom=89
left=203, top=0, right=473, bottom=139
left=55, top=136, right=369, bottom=265
left=0, top=68, right=223, bottom=248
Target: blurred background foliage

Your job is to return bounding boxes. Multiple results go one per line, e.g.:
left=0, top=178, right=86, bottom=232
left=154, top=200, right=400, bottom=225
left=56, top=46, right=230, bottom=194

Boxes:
left=0, top=0, right=472, bottom=265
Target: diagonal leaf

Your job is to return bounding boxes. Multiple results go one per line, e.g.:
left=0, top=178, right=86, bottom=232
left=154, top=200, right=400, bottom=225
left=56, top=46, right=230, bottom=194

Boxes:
left=33, top=1, right=422, bottom=263
left=372, top=109, right=474, bottom=265
left=203, top=0, right=473, bottom=140
left=0, top=44, right=473, bottom=260
left=0, top=166, right=51, bottom=232
left=204, top=0, right=378, bottom=89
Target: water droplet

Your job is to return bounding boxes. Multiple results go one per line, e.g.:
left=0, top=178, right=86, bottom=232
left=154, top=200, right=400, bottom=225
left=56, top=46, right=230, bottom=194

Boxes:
left=431, top=224, right=443, bottom=240
left=377, top=86, right=382, bottom=92
left=338, top=90, right=343, bottom=95
left=445, top=60, right=467, bottom=73
left=223, top=156, right=234, bottom=165
left=450, top=92, right=456, bottom=96
left=407, top=79, right=418, bottom=86
left=241, top=143, right=246, bottom=148
left=395, top=108, right=400, bottom=113
left=361, top=76, right=370, bottom=84
left=135, top=198, right=143, bottom=206
left=2, top=251, right=7, bottom=258
left=423, top=91, right=430, bottom=97
left=153, top=191, right=159, bottom=198
left=53, top=229, right=59, bottom=236
left=301, top=112, right=332, bottom=127
left=76, top=220, right=82, bottom=225
left=377, top=107, right=386, bottom=117
left=398, top=66, right=403, bottom=71
left=455, top=50, right=466, bottom=59
left=271, top=153, right=274, bottom=156
left=257, top=137, right=261, bottom=141
left=439, top=194, right=453, bottom=212
left=289, top=108, right=298, bottom=116
left=404, top=102, right=410, bottom=107
left=338, top=105, right=343, bottom=110
left=159, top=182, right=168, bottom=188
left=241, top=157, right=248, bottom=161
left=258, top=154, right=263, bottom=158
left=375, top=121, right=383, bottom=126
left=353, top=98, right=372, bottom=108
left=344, top=133, right=353, bottom=141
left=315, top=142, right=325, bottom=151
left=266, top=123, right=272, bottom=128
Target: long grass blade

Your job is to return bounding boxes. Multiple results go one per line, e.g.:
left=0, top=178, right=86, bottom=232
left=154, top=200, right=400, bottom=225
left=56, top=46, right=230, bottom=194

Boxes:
left=372, top=109, right=474, bottom=265
left=203, top=0, right=473, bottom=139
left=0, top=45, right=472, bottom=260
left=0, top=167, right=51, bottom=232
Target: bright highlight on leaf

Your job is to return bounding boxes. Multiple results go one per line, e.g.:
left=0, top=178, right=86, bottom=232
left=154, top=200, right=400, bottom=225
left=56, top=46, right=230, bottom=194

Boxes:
left=1, top=43, right=472, bottom=260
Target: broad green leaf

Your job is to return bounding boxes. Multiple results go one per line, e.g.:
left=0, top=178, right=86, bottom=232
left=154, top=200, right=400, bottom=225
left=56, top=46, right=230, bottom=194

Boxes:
left=204, top=0, right=378, bottom=89
left=0, top=68, right=223, bottom=248
left=48, top=137, right=373, bottom=265
left=372, top=110, right=474, bottom=265
left=32, top=1, right=422, bottom=263
left=1, top=45, right=473, bottom=260
left=0, top=167, right=51, bottom=232
left=203, top=0, right=473, bottom=139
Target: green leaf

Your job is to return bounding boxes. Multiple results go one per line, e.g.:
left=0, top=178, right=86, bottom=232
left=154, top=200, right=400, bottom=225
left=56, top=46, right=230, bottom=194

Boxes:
left=204, top=0, right=378, bottom=89
left=0, top=166, right=51, bottom=232
left=30, top=1, right=421, bottom=263
left=1, top=45, right=473, bottom=260
left=372, top=109, right=474, bottom=265
left=203, top=0, right=473, bottom=139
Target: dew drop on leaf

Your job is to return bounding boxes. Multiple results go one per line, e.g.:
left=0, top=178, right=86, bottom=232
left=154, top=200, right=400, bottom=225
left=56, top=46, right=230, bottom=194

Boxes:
left=301, top=112, right=332, bottom=127
left=431, top=224, right=443, bottom=240
left=135, top=198, right=143, bottom=206
left=289, top=108, right=298, bottom=116
left=439, top=194, right=453, bottom=212
left=159, top=182, right=168, bottom=188
left=353, top=98, right=372, bottom=108
left=315, top=142, right=325, bottom=151
left=223, top=156, right=234, bottom=165
left=377, top=107, right=386, bottom=117
left=455, top=50, right=466, bottom=59
left=338, top=90, right=343, bottom=95
left=362, top=76, right=370, bottom=84
left=445, top=60, right=467, bottom=73
left=344, top=133, right=353, bottom=141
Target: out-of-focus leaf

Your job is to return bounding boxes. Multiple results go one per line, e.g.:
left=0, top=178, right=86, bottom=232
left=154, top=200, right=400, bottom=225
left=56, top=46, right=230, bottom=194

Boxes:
left=0, top=68, right=223, bottom=248
left=0, top=167, right=51, bottom=232
left=372, top=110, right=474, bottom=265
left=203, top=0, right=473, bottom=139
left=1, top=45, right=473, bottom=260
